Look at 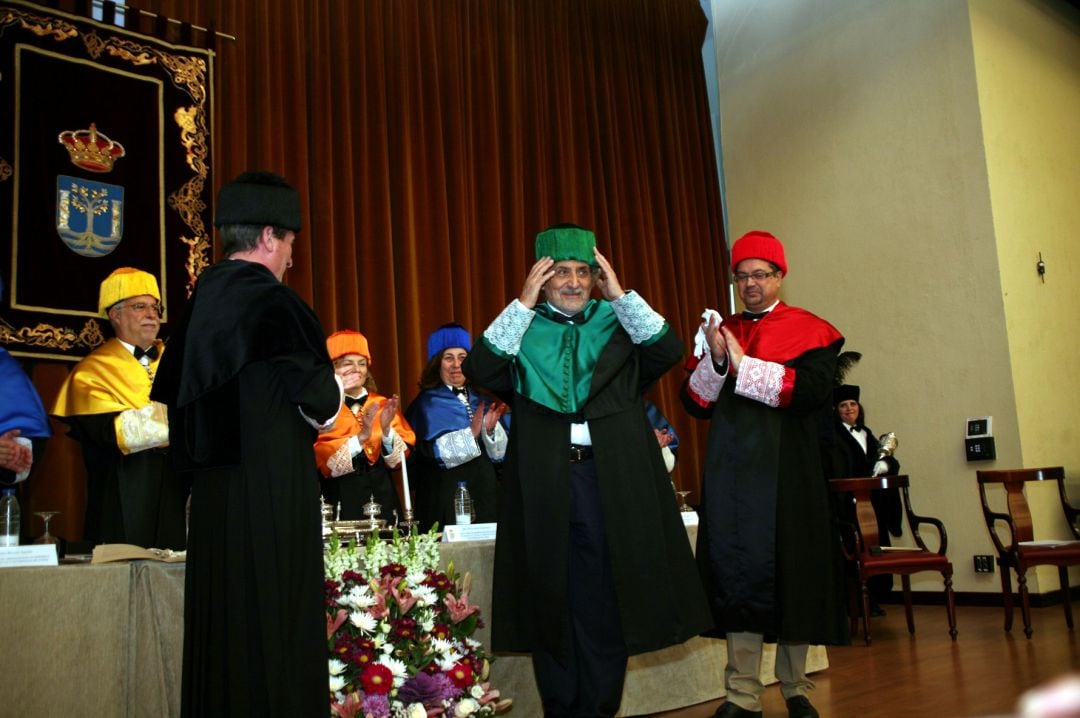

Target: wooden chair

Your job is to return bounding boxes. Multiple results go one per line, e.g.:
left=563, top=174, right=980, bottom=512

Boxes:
left=976, top=466, right=1080, bottom=638
left=830, top=475, right=958, bottom=645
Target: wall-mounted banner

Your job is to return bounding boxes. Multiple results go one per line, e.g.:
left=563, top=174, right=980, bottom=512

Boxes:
left=0, top=0, right=213, bottom=360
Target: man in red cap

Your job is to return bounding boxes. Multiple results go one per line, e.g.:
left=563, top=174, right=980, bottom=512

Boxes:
left=683, top=230, right=848, bottom=718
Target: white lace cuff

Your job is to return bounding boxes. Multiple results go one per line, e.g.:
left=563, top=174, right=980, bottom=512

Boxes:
left=688, top=355, right=727, bottom=403
left=610, top=291, right=666, bottom=344
left=115, top=401, right=170, bottom=454
left=734, top=356, right=785, bottom=407
left=327, top=443, right=355, bottom=478
left=435, top=427, right=482, bottom=469
left=481, top=421, right=508, bottom=461
left=483, top=300, right=534, bottom=356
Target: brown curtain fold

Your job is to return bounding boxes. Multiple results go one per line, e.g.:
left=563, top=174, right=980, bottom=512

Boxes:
left=27, top=0, right=729, bottom=539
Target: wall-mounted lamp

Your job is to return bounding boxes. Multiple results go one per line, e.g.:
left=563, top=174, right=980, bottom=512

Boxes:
left=1037, top=252, right=1046, bottom=283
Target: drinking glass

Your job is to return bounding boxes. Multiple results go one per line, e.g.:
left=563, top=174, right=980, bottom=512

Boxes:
left=34, top=511, right=60, bottom=545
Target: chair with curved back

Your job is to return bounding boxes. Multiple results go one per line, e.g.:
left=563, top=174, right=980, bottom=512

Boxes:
left=830, top=474, right=958, bottom=645
left=976, top=466, right=1080, bottom=638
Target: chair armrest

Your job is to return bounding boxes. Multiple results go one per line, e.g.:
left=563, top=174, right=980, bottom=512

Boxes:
left=1059, top=484, right=1080, bottom=540
left=981, top=508, right=1015, bottom=556
left=836, top=519, right=861, bottom=562
left=908, top=512, right=948, bottom=555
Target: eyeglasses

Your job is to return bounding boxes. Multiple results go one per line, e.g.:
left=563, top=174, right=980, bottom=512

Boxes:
left=551, top=266, right=596, bottom=280
left=117, top=301, right=164, bottom=316
left=733, top=271, right=779, bottom=284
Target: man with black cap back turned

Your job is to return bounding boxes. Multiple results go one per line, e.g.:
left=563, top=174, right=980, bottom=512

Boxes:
left=464, top=223, right=711, bottom=717
left=52, top=267, right=185, bottom=549
left=682, top=230, right=848, bottom=718
left=152, top=171, right=342, bottom=717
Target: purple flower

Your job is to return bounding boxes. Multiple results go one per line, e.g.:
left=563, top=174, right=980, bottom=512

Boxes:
left=361, top=693, right=391, bottom=718
left=399, top=671, right=461, bottom=706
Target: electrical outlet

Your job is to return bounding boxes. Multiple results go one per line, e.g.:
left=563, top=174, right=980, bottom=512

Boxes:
left=973, top=555, right=994, bottom=573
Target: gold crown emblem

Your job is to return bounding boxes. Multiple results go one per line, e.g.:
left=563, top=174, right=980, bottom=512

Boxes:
left=57, top=123, right=126, bottom=173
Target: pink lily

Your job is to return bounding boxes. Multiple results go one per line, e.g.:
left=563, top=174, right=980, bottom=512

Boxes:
left=391, top=581, right=419, bottom=614
left=444, top=591, right=479, bottom=624
left=329, top=691, right=362, bottom=718
left=367, top=577, right=392, bottom=619
left=327, top=608, right=347, bottom=639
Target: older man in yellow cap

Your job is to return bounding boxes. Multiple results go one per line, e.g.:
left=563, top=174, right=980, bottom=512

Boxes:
left=52, top=267, right=186, bottom=549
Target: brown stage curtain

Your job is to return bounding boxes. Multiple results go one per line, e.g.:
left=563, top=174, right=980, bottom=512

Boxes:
left=29, top=0, right=729, bottom=540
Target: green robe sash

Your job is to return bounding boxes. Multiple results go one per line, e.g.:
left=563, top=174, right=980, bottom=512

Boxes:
left=515, top=300, right=619, bottom=414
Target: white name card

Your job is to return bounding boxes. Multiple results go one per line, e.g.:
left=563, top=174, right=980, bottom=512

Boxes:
left=442, top=523, right=498, bottom=542
left=0, top=545, right=60, bottom=568
left=680, top=511, right=700, bottom=526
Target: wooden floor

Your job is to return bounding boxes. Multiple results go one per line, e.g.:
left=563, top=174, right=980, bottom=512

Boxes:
left=647, top=601, right=1080, bottom=718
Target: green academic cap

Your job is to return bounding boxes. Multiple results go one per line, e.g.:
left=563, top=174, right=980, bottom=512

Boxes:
left=534, top=225, right=598, bottom=267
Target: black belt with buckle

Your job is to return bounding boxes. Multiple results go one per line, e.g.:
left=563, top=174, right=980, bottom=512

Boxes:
left=569, top=444, right=594, bottom=463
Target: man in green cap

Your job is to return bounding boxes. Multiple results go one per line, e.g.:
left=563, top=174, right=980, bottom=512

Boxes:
left=464, top=223, right=711, bottom=716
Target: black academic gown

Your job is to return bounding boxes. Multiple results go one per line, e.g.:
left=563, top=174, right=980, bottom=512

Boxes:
left=151, top=260, right=340, bottom=718
left=464, top=318, right=712, bottom=661
left=59, top=413, right=185, bottom=548
left=682, top=310, right=849, bottom=646
left=404, top=385, right=502, bottom=531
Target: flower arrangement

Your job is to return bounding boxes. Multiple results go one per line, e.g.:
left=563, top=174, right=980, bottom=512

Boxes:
left=325, top=528, right=509, bottom=718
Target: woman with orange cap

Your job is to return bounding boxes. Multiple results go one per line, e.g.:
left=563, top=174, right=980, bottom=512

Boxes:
left=314, top=330, right=415, bottom=521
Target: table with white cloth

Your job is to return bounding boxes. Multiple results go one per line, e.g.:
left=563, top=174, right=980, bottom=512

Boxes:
left=0, top=526, right=827, bottom=716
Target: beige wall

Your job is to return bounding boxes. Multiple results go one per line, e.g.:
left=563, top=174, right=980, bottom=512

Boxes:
left=970, top=1, right=1080, bottom=578
left=710, top=0, right=1079, bottom=594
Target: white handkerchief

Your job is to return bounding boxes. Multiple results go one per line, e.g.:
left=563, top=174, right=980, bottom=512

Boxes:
left=693, top=308, right=723, bottom=359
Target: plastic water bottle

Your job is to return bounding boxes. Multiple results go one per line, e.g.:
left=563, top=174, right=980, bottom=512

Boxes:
left=0, top=488, right=20, bottom=547
left=453, top=482, right=473, bottom=526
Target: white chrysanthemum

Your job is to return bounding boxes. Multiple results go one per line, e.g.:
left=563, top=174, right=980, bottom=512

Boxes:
left=328, top=658, right=347, bottom=676
left=339, top=583, right=376, bottom=609
left=454, top=698, right=479, bottom=717
left=465, top=637, right=481, bottom=650
left=431, top=637, right=454, bottom=657
left=411, top=584, right=437, bottom=607
left=382, top=641, right=395, bottom=655
left=349, top=610, right=378, bottom=634
left=470, top=684, right=485, bottom=700
left=378, top=655, right=409, bottom=686
left=405, top=702, right=427, bottom=718
left=329, top=674, right=345, bottom=693
left=438, top=650, right=465, bottom=671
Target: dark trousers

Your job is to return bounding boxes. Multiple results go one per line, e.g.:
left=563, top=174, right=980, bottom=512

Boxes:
left=532, top=459, right=628, bottom=717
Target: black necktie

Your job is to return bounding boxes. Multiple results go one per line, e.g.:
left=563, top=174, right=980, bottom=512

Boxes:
left=133, top=345, right=159, bottom=361
left=345, top=396, right=365, bottom=412
left=741, top=310, right=769, bottom=321
left=451, top=386, right=467, bottom=396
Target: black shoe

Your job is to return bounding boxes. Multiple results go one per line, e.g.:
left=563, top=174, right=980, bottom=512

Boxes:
left=870, top=602, right=887, bottom=617
left=714, top=701, right=762, bottom=718
left=786, top=695, right=820, bottom=718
